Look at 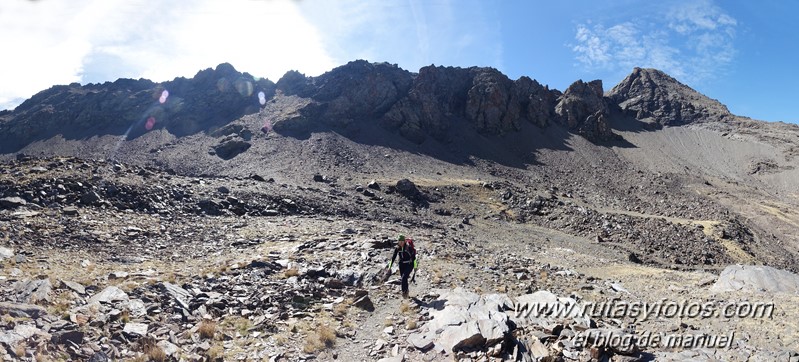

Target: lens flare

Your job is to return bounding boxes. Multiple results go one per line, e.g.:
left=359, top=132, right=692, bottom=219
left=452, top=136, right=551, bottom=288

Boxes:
left=159, top=90, right=169, bottom=104
left=216, top=78, right=230, bottom=92
left=145, top=117, right=156, bottom=130
left=234, top=79, right=253, bottom=97
left=258, top=91, right=266, bottom=105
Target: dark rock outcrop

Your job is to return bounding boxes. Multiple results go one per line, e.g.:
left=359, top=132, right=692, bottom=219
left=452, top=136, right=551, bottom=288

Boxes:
left=381, top=66, right=568, bottom=143
left=465, top=69, right=524, bottom=135
left=608, top=67, right=732, bottom=126
left=277, top=60, right=414, bottom=129
left=381, top=65, right=474, bottom=143
left=212, top=138, right=252, bottom=160
left=0, top=63, right=276, bottom=152
left=555, top=80, right=614, bottom=140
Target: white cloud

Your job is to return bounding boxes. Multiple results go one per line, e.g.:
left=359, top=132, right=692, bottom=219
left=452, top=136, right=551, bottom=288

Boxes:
left=571, top=0, right=737, bottom=85
left=667, top=0, right=737, bottom=34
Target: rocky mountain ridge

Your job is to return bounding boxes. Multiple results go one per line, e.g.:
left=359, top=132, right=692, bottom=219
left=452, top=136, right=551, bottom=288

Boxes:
left=0, top=60, right=740, bottom=154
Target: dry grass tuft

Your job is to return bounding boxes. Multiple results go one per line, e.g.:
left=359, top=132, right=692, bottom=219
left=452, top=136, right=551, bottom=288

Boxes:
left=198, top=320, right=217, bottom=340
left=333, top=300, right=350, bottom=317
left=273, top=333, right=289, bottom=346
left=283, top=267, right=300, bottom=278
left=220, top=316, right=252, bottom=336
left=14, top=343, right=26, bottom=358
left=302, top=324, right=337, bottom=353
left=399, top=301, right=413, bottom=314
left=120, top=310, right=130, bottom=324
left=207, top=344, right=224, bottom=361
left=406, top=319, right=418, bottom=330
left=145, top=345, right=167, bottom=362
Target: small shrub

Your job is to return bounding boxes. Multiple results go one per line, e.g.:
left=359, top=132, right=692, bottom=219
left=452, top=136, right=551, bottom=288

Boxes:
left=14, top=343, right=26, bottom=358
left=273, top=333, right=288, bottom=346
left=198, top=320, right=216, bottom=340
left=333, top=302, right=349, bottom=317
left=399, top=301, right=413, bottom=314
left=206, top=344, right=224, bottom=361
left=302, top=324, right=336, bottom=353
left=284, top=267, right=300, bottom=278
left=146, top=345, right=166, bottom=362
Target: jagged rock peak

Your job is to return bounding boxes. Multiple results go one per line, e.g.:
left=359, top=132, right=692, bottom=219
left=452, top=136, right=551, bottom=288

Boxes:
left=608, top=67, right=732, bottom=126
left=554, top=79, right=614, bottom=141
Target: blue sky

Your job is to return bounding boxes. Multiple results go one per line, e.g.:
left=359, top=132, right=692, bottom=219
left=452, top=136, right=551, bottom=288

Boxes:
left=1, top=0, right=796, bottom=123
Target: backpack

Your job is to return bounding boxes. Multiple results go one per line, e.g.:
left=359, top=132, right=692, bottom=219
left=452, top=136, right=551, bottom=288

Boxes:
left=405, top=238, right=415, bottom=253
left=405, top=238, right=417, bottom=265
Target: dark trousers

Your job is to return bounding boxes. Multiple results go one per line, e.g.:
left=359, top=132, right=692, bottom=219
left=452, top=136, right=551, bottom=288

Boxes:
left=399, top=263, right=413, bottom=294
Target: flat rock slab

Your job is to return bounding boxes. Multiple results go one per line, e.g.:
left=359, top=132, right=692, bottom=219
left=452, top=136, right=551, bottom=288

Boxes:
left=161, top=282, right=192, bottom=309
left=89, top=286, right=129, bottom=304
left=0, top=301, right=47, bottom=319
left=60, top=280, right=86, bottom=295
left=0, top=247, right=14, bottom=260
left=436, top=320, right=485, bottom=353
left=711, top=265, right=799, bottom=294
left=0, top=196, right=27, bottom=209
left=478, top=319, right=509, bottom=346
left=123, top=322, right=149, bottom=337
left=158, top=340, right=180, bottom=356
left=407, top=331, right=435, bottom=351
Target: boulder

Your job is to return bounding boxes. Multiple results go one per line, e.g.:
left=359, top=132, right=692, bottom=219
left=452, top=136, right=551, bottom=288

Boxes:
left=60, top=280, right=86, bottom=295
left=353, top=292, right=375, bottom=312
left=427, top=306, right=471, bottom=331
left=0, top=324, right=47, bottom=348
left=14, top=278, right=52, bottom=304
left=80, top=191, right=102, bottom=205
left=213, top=139, right=251, bottom=160
left=51, top=330, right=84, bottom=345
left=161, top=282, right=192, bottom=310
left=88, top=285, right=129, bottom=304
left=123, top=322, right=149, bottom=337
left=0, top=196, right=26, bottom=209
left=367, top=180, right=381, bottom=190
left=711, top=265, right=799, bottom=294
left=0, top=247, right=13, bottom=260
left=477, top=319, right=509, bottom=346
left=126, top=299, right=147, bottom=318
left=0, top=302, right=47, bottom=319
left=158, top=340, right=181, bottom=356
left=407, top=331, right=436, bottom=351
left=395, top=179, right=419, bottom=198
left=436, top=320, right=484, bottom=353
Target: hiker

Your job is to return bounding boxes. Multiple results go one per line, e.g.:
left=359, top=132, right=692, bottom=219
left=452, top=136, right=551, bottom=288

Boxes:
left=387, top=234, right=417, bottom=298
